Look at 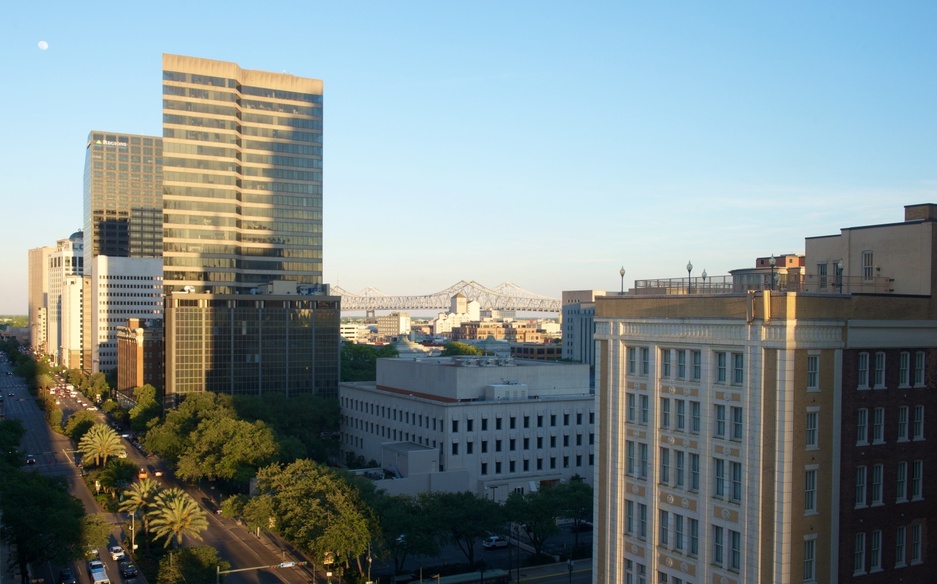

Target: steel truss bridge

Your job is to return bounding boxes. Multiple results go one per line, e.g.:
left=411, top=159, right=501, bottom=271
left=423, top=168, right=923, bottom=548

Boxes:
left=331, top=280, right=560, bottom=313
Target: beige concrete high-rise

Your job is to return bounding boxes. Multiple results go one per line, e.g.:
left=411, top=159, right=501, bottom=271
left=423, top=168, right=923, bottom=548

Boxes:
left=161, top=54, right=324, bottom=294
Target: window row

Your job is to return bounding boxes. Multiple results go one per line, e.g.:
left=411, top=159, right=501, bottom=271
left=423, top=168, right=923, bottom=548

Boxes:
left=853, top=522, right=924, bottom=576
left=855, top=460, right=923, bottom=508
left=856, top=405, right=925, bottom=445
left=628, top=347, right=746, bottom=386
left=624, top=501, right=700, bottom=558
left=857, top=350, right=926, bottom=390
left=451, top=412, right=593, bottom=432
left=451, top=433, right=594, bottom=454
left=479, top=454, right=593, bottom=475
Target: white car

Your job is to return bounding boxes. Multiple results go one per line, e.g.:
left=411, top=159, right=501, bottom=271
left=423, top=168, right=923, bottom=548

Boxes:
left=482, top=535, right=509, bottom=549
left=109, top=546, right=125, bottom=561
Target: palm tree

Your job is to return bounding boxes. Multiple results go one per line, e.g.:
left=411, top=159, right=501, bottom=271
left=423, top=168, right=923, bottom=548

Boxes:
left=147, top=488, right=209, bottom=548
left=120, top=478, right=159, bottom=551
left=78, top=423, right=126, bottom=467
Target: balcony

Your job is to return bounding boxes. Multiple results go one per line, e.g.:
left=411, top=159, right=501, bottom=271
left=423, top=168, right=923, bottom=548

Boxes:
left=632, top=274, right=894, bottom=296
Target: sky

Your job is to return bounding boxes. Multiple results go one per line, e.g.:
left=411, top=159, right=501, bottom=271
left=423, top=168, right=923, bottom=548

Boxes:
left=1, top=1, right=935, bottom=315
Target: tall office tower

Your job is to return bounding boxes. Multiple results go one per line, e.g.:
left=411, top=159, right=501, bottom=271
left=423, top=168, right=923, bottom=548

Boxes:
left=161, top=54, right=324, bottom=294
left=46, top=233, right=84, bottom=366
left=28, top=246, right=54, bottom=354
left=593, top=203, right=936, bottom=584
left=83, top=132, right=164, bottom=268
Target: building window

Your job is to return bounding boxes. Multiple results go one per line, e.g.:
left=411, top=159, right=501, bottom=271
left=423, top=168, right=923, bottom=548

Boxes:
left=873, top=352, right=886, bottom=388
left=690, top=401, right=701, bottom=433
left=674, top=514, right=684, bottom=551
left=871, top=464, right=883, bottom=505
left=730, top=530, right=741, bottom=571
left=481, top=462, right=488, bottom=475
left=899, top=352, right=910, bottom=387
left=660, top=398, right=671, bottom=429
left=452, top=442, right=458, bottom=455
left=675, top=399, right=685, bottom=431
left=690, top=453, right=700, bottom=491
left=912, top=405, right=924, bottom=440
left=496, top=439, right=502, bottom=452
left=628, top=347, right=636, bottom=374
left=524, top=415, right=530, bottom=428
left=873, top=407, right=885, bottom=444
left=675, top=451, right=685, bottom=488
left=817, top=261, right=828, bottom=289
left=639, top=443, right=648, bottom=478
left=862, top=250, right=874, bottom=282
left=732, top=353, right=744, bottom=385
left=626, top=500, right=634, bottom=534
left=627, top=393, right=636, bottom=422
left=870, top=530, right=882, bottom=572
left=537, top=415, right=543, bottom=428
left=677, top=350, right=686, bottom=379
left=856, top=465, right=867, bottom=508
left=911, top=523, right=922, bottom=564
left=510, top=460, right=516, bottom=472
left=713, top=526, right=724, bottom=565
left=896, top=461, right=908, bottom=502
left=854, top=532, right=866, bottom=576
left=497, top=417, right=504, bottom=430
left=898, top=406, right=909, bottom=441
left=661, top=349, right=671, bottom=378
left=623, top=439, right=634, bottom=475
left=467, top=442, right=474, bottom=454
left=714, top=458, right=726, bottom=497
left=692, top=350, right=701, bottom=380
left=804, top=537, right=817, bottom=582
left=805, top=468, right=817, bottom=513
left=482, top=418, right=488, bottom=431
left=689, top=519, right=699, bottom=556
left=858, top=352, right=870, bottom=389
left=511, top=438, right=518, bottom=450
left=510, top=416, right=516, bottom=429
left=911, top=459, right=923, bottom=500
left=806, top=410, right=819, bottom=449
left=857, top=408, right=869, bottom=445
left=550, top=414, right=556, bottom=427
left=731, top=461, right=742, bottom=502
left=482, top=440, right=488, bottom=453
left=640, top=395, right=649, bottom=425
left=716, top=352, right=727, bottom=384
left=659, top=510, right=669, bottom=546
left=550, top=436, right=557, bottom=448
left=895, top=525, right=907, bottom=567
left=641, top=347, right=650, bottom=375
left=496, top=461, right=502, bottom=473
left=731, top=406, right=743, bottom=440
left=452, top=420, right=459, bottom=433
left=659, top=448, right=670, bottom=484
left=638, top=503, right=647, bottom=538
left=714, top=405, right=726, bottom=438
left=914, top=351, right=925, bottom=387
left=807, top=354, right=819, bottom=390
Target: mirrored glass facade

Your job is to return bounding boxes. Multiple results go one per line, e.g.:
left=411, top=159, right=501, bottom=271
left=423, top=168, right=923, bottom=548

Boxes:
left=161, top=54, right=324, bottom=294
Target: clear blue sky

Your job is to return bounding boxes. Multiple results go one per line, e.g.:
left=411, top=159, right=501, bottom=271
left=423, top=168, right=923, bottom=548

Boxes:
left=1, top=1, right=934, bottom=314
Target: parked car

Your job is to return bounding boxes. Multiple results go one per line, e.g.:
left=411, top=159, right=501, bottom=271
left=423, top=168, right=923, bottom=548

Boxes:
left=109, top=546, right=126, bottom=561
left=482, top=535, right=509, bottom=549
left=570, top=521, right=593, bottom=532
left=58, top=569, right=77, bottom=584
left=87, top=560, right=104, bottom=575
left=26, top=454, right=36, bottom=465
left=119, top=562, right=138, bottom=578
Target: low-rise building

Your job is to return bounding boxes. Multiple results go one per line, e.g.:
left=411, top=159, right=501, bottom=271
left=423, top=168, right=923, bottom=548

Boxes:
left=340, top=356, right=595, bottom=500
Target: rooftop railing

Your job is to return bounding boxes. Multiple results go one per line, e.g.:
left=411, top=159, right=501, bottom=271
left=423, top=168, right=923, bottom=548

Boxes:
left=632, top=274, right=894, bottom=296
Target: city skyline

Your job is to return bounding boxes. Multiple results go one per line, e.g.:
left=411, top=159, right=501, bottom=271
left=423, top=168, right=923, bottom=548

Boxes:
left=2, top=2, right=935, bottom=314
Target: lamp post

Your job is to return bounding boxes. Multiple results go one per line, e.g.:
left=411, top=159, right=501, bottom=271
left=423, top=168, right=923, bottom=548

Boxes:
left=837, top=259, right=844, bottom=293
left=567, top=559, right=574, bottom=584
left=686, top=261, right=693, bottom=294
left=701, top=269, right=707, bottom=293
left=514, top=523, right=520, bottom=583
left=619, top=266, right=626, bottom=295
left=769, top=255, right=777, bottom=291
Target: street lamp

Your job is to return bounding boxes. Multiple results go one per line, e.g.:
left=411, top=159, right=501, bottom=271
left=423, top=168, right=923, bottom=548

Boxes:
left=701, top=269, right=707, bottom=292
left=837, top=259, right=844, bottom=293
left=769, top=255, right=777, bottom=291
left=567, top=559, right=574, bottom=584
left=686, top=261, right=693, bottom=294
left=619, top=266, right=626, bottom=295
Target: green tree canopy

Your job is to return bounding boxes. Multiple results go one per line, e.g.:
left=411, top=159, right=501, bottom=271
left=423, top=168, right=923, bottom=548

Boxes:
left=175, top=417, right=279, bottom=488
left=78, top=423, right=126, bottom=467
left=80, top=514, right=112, bottom=557
left=340, top=343, right=398, bottom=382
left=144, top=392, right=236, bottom=463
left=63, top=410, right=99, bottom=444
left=233, top=393, right=340, bottom=464
left=129, top=384, right=162, bottom=433
left=440, top=342, right=484, bottom=356
left=420, top=491, right=504, bottom=565
left=147, top=488, right=209, bottom=548
left=156, top=546, right=229, bottom=584
left=505, top=488, right=562, bottom=557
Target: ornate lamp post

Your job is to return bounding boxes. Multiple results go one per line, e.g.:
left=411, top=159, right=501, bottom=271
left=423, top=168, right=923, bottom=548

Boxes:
left=619, top=266, right=626, bottom=295
left=701, top=269, right=707, bottom=292
left=686, top=261, right=693, bottom=294
left=837, top=259, right=844, bottom=293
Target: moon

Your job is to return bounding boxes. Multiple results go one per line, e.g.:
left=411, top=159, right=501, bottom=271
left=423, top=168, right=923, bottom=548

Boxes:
left=38, top=40, right=49, bottom=51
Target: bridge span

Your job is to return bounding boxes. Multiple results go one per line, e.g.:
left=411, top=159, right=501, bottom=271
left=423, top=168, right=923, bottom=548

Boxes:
left=331, top=280, right=560, bottom=313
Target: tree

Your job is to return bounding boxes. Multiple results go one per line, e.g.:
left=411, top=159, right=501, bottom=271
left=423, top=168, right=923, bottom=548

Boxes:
left=420, top=491, right=503, bottom=565
left=0, top=469, right=85, bottom=582
left=246, top=459, right=376, bottom=573
left=365, top=491, right=438, bottom=574
left=129, top=384, right=162, bottom=433
left=147, top=488, right=209, bottom=548
left=78, top=423, right=126, bottom=467
left=144, top=392, right=237, bottom=463
left=175, top=417, right=279, bottom=488
left=0, top=419, right=25, bottom=468
left=440, top=342, right=484, bottom=356
left=81, top=514, right=112, bottom=557
left=64, top=410, right=99, bottom=444
left=120, top=478, right=160, bottom=550
left=505, top=489, right=561, bottom=557
left=551, top=477, right=594, bottom=548
left=340, top=343, right=398, bottom=382
left=156, top=546, right=229, bottom=584
left=97, top=458, right=138, bottom=498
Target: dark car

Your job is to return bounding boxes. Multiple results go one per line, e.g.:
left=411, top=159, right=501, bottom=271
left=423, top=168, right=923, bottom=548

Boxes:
left=26, top=454, right=37, bottom=465
left=59, top=569, right=77, bottom=584
left=120, top=562, right=138, bottom=579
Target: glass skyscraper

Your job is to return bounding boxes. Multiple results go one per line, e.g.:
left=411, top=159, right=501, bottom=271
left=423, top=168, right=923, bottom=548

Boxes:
left=161, top=54, right=324, bottom=294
